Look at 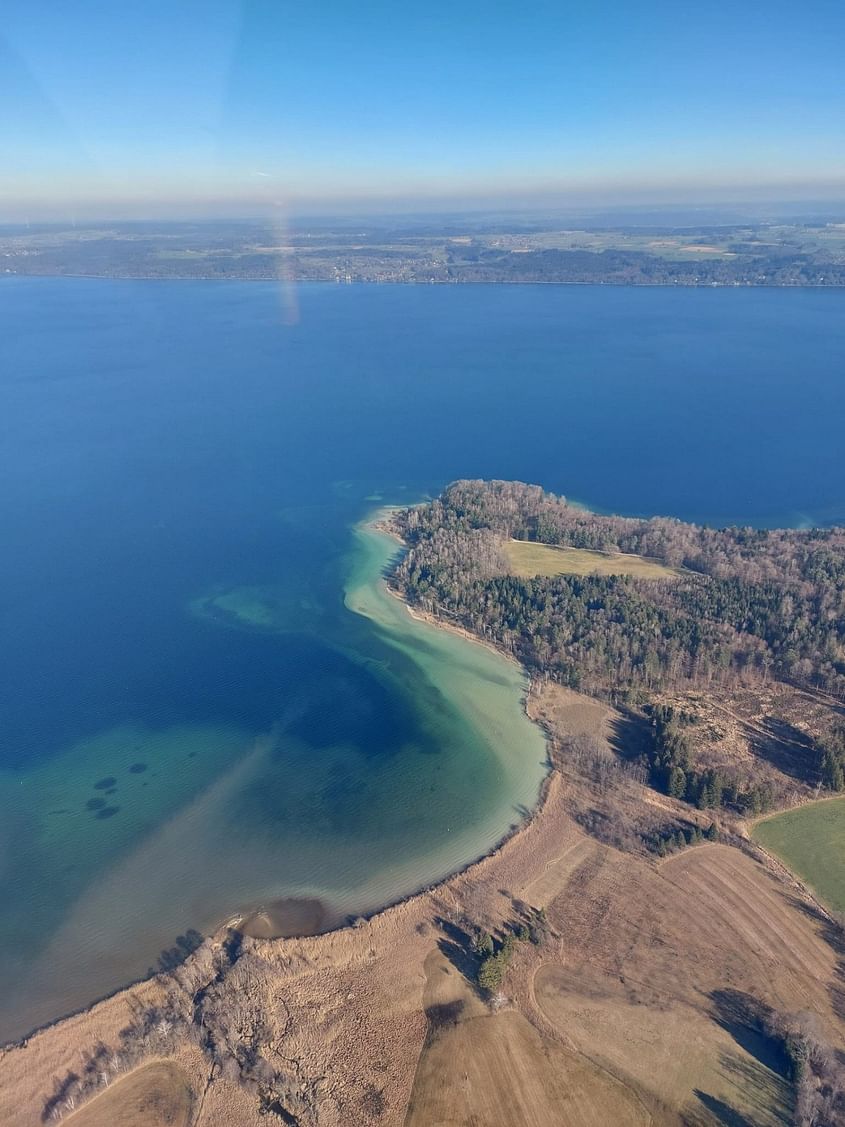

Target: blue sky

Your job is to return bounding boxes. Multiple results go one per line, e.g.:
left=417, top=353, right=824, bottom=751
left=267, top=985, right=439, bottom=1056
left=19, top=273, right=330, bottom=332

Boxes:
left=2, top=0, right=845, bottom=218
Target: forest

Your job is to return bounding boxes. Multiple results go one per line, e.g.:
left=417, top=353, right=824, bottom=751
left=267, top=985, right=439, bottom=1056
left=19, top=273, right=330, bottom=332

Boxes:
left=391, top=480, right=845, bottom=699
left=389, top=481, right=845, bottom=806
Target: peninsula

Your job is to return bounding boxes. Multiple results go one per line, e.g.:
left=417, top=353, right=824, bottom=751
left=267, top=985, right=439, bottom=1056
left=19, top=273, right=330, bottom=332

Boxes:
left=3, top=482, right=845, bottom=1127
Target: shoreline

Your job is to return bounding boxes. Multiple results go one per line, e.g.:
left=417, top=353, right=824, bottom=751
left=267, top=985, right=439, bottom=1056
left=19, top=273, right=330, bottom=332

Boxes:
left=8, top=506, right=838, bottom=1057
left=1, top=768, right=559, bottom=1049
left=5, top=518, right=845, bottom=1123
left=4, top=273, right=845, bottom=291
left=0, top=510, right=552, bottom=1054
left=372, top=509, right=845, bottom=922
left=368, top=507, right=524, bottom=672
left=0, top=756, right=570, bottom=1125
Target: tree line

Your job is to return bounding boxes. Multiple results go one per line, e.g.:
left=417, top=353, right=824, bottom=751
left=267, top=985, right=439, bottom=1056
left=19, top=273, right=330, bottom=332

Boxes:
left=817, top=724, right=845, bottom=791
left=390, top=480, right=845, bottom=807
left=647, top=704, right=776, bottom=814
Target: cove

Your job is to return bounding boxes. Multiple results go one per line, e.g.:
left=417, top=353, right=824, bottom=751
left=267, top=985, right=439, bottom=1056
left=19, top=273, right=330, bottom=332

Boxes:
left=0, top=516, right=547, bottom=1043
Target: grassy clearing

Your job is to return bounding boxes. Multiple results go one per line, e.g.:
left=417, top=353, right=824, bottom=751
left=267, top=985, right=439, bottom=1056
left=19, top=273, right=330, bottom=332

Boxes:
left=67, top=1061, right=193, bottom=1127
left=753, top=797, right=845, bottom=913
left=506, top=539, right=680, bottom=580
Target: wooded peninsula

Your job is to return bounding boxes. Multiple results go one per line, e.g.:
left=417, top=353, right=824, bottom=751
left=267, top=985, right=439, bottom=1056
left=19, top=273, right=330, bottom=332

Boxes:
left=7, top=481, right=845, bottom=1127
left=389, top=480, right=845, bottom=822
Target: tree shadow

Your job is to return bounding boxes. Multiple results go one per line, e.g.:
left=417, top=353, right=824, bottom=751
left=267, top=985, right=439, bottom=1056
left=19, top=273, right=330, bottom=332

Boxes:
left=149, top=927, right=204, bottom=974
left=708, top=989, right=788, bottom=1077
left=788, top=894, right=845, bottom=956
left=782, top=893, right=845, bottom=1024
left=718, top=1050, right=793, bottom=1122
left=424, top=999, right=465, bottom=1031
left=42, top=1071, right=80, bottom=1123
left=607, top=707, right=653, bottom=764
left=260, top=1097, right=301, bottom=1125
left=747, top=716, right=815, bottom=782
left=433, top=916, right=479, bottom=982
left=830, top=972, right=845, bottom=1026
left=693, top=1090, right=760, bottom=1127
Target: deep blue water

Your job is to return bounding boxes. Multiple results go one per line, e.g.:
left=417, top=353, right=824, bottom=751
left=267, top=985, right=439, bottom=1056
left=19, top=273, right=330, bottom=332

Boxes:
left=4, top=279, right=845, bottom=763
left=0, top=278, right=844, bottom=1037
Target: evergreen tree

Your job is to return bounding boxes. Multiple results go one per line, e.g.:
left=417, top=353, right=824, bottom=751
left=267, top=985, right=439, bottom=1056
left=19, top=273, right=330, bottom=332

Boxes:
left=667, top=766, right=687, bottom=799
left=475, top=931, right=494, bottom=957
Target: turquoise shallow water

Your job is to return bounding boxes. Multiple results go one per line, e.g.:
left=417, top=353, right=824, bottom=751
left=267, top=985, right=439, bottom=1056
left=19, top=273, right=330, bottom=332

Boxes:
left=0, top=523, right=546, bottom=1039
left=0, top=278, right=844, bottom=1040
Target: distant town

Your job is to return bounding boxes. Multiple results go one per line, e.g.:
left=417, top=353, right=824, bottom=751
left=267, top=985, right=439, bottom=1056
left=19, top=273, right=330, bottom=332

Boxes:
left=3, top=210, right=845, bottom=286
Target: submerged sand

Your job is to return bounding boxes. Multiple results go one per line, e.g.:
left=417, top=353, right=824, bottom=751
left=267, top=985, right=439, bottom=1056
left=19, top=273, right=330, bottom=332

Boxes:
left=6, top=680, right=841, bottom=1127
left=236, top=897, right=329, bottom=939
left=0, top=513, right=548, bottom=1044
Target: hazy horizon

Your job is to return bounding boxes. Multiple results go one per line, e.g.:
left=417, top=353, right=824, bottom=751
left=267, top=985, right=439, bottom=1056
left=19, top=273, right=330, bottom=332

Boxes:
left=3, top=0, right=844, bottom=223
left=4, top=192, right=845, bottom=230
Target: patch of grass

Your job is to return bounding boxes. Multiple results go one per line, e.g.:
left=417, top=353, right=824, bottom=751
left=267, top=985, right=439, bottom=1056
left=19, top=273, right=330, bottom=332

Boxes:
left=506, top=539, right=680, bottom=580
left=753, top=797, right=845, bottom=912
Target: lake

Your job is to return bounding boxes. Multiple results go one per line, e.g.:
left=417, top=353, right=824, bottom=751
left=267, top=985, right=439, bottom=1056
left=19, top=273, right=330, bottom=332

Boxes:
left=1, top=278, right=844, bottom=1041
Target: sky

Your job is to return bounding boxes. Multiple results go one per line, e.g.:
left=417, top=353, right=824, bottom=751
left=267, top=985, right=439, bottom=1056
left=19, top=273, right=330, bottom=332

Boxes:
left=2, top=0, right=845, bottom=219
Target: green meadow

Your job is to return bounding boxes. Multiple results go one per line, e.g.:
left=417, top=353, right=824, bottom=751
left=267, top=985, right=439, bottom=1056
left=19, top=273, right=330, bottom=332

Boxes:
left=506, top=539, right=680, bottom=580
left=753, top=797, right=845, bottom=913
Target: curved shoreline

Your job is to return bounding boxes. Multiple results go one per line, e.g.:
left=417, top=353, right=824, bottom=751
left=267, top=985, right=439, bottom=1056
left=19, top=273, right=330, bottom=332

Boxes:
left=0, top=510, right=552, bottom=1053
left=0, top=757, right=557, bottom=1055
left=8, top=518, right=843, bottom=1125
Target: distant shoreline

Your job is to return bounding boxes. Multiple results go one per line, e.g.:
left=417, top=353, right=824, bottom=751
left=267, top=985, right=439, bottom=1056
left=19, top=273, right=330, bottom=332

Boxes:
left=4, top=272, right=845, bottom=289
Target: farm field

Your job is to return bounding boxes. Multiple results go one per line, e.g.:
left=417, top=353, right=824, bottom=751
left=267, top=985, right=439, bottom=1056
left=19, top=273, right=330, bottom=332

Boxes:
left=405, top=949, right=650, bottom=1127
left=535, top=965, right=791, bottom=1126
left=65, top=1061, right=193, bottom=1127
left=506, top=538, right=680, bottom=579
left=7, top=684, right=845, bottom=1127
left=753, top=797, right=845, bottom=912
left=404, top=828, right=839, bottom=1127
left=531, top=839, right=845, bottom=1126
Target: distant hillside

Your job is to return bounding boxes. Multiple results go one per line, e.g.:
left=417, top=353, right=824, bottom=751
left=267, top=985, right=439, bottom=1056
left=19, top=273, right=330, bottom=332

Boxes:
left=3, top=219, right=845, bottom=285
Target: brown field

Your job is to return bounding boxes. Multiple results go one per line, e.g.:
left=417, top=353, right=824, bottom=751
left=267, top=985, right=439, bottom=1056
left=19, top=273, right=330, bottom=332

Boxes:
left=66, top=1061, right=193, bottom=1127
left=506, top=538, right=680, bottom=579
left=2, top=682, right=844, bottom=1127
left=535, top=963, right=791, bottom=1126
left=530, top=841, right=830, bottom=1125
left=406, top=952, right=649, bottom=1127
